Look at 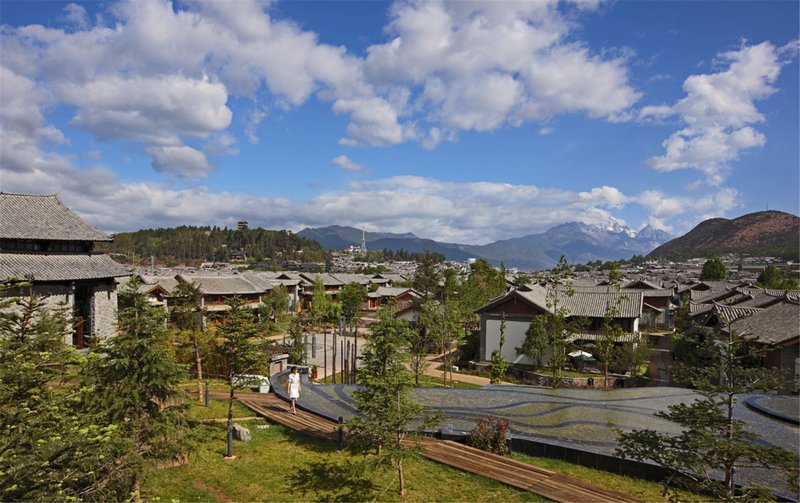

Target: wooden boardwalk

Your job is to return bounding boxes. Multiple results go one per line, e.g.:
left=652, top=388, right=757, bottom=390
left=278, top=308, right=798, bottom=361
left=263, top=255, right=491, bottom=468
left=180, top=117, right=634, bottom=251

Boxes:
left=238, top=394, right=640, bottom=503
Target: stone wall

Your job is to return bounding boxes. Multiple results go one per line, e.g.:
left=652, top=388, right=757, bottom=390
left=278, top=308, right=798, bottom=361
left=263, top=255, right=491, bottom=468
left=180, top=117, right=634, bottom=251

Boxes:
left=2, top=281, right=118, bottom=345
left=92, top=282, right=118, bottom=340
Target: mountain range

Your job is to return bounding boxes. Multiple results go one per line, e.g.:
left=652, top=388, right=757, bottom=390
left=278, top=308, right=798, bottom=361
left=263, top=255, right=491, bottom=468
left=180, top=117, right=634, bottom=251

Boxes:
left=647, top=210, right=799, bottom=260
left=298, top=222, right=674, bottom=270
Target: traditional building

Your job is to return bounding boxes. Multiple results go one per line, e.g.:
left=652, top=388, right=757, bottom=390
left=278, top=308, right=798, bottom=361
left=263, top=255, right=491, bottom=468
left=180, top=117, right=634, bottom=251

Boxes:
left=0, top=193, right=130, bottom=347
left=475, top=284, right=643, bottom=366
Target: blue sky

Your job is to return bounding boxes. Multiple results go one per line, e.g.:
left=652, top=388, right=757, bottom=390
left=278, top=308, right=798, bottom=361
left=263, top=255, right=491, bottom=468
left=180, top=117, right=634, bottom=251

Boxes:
left=1, top=0, right=797, bottom=244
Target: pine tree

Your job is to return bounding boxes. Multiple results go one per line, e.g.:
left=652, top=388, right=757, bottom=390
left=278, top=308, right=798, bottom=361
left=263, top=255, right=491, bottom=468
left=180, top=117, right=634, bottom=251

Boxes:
left=349, top=308, right=438, bottom=495
left=169, top=279, right=206, bottom=402
left=217, top=296, right=268, bottom=457
left=0, top=283, right=118, bottom=501
left=617, top=315, right=799, bottom=500
left=83, top=278, right=189, bottom=501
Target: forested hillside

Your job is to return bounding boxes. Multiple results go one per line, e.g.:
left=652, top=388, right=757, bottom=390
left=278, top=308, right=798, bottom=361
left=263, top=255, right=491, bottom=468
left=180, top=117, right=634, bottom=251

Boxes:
left=97, top=226, right=329, bottom=266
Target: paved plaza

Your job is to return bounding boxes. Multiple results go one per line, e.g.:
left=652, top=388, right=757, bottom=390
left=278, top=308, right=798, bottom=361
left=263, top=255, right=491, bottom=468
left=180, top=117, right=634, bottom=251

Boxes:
left=273, top=373, right=799, bottom=498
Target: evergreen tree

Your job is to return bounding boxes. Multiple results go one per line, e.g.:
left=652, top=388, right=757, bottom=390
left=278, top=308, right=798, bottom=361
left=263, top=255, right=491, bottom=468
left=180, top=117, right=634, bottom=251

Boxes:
left=517, top=315, right=549, bottom=370
left=349, top=308, right=438, bottom=495
left=339, top=281, right=367, bottom=320
left=597, top=305, right=625, bottom=388
left=169, top=279, right=206, bottom=402
left=83, top=278, right=189, bottom=501
left=544, top=256, right=577, bottom=388
left=217, top=296, right=268, bottom=456
left=310, top=276, right=333, bottom=325
left=287, top=315, right=306, bottom=365
left=0, top=284, right=118, bottom=501
left=617, top=318, right=798, bottom=500
left=489, top=314, right=509, bottom=384
left=412, top=250, right=442, bottom=301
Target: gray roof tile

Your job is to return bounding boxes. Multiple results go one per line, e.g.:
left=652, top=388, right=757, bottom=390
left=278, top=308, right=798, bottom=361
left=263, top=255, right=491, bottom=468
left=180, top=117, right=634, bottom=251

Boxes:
left=0, top=193, right=110, bottom=241
left=0, top=252, right=130, bottom=281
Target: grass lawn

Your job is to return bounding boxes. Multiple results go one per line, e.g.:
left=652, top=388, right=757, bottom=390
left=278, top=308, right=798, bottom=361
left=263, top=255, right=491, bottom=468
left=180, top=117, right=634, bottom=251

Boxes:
left=185, top=398, right=254, bottom=421
left=145, top=399, right=693, bottom=502
left=144, top=422, right=547, bottom=502
left=414, top=374, right=482, bottom=389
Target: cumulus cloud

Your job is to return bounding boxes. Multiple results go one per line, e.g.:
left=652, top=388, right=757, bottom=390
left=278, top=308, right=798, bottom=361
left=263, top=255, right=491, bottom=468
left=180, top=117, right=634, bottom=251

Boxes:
left=0, top=0, right=404, bottom=179
left=331, top=155, right=366, bottom=172
left=643, top=41, right=798, bottom=184
left=636, top=187, right=740, bottom=232
left=0, top=0, right=644, bottom=188
left=364, top=0, right=641, bottom=140
left=148, top=145, right=213, bottom=178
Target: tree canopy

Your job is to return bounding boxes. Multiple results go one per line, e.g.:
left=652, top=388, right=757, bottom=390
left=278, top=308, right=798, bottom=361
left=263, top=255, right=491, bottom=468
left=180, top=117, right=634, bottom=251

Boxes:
left=699, top=258, right=727, bottom=281
left=757, top=265, right=799, bottom=289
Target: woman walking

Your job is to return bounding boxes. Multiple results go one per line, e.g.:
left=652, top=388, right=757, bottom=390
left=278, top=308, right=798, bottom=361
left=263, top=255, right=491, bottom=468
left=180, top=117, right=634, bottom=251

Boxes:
left=287, top=366, right=301, bottom=414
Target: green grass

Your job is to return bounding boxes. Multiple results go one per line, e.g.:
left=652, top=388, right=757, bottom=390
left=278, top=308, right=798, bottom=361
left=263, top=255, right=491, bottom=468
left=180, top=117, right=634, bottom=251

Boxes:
left=143, top=423, right=548, bottom=502
left=185, top=399, right=254, bottom=421
left=413, top=374, right=482, bottom=389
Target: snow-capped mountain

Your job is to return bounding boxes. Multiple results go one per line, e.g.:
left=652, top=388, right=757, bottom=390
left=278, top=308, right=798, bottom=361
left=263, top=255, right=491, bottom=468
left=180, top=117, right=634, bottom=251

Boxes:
left=299, top=222, right=674, bottom=270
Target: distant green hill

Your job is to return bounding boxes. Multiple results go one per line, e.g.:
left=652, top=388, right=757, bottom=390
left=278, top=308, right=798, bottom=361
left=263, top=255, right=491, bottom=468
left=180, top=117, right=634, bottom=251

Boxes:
left=648, top=211, right=799, bottom=261
left=98, top=226, right=329, bottom=266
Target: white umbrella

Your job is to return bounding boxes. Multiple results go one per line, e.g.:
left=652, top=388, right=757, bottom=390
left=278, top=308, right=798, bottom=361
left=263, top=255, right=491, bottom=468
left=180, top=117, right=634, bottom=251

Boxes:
left=568, top=350, right=595, bottom=361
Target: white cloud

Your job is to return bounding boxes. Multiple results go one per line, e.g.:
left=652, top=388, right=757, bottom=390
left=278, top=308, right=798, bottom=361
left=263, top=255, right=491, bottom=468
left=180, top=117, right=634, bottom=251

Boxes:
left=0, top=0, right=405, bottom=178
left=644, top=41, right=797, bottom=183
left=204, top=133, right=239, bottom=157
left=147, top=145, right=213, bottom=178
left=636, top=187, right=740, bottom=232
left=365, top=0, right=641, bottom=137
left=331, top=155, right=365, bottom=172
left=244, top=109, right=267, bottom=144
left=60, top=3, right=91, bottom=30
left=0, top=0, right=644, bottom=188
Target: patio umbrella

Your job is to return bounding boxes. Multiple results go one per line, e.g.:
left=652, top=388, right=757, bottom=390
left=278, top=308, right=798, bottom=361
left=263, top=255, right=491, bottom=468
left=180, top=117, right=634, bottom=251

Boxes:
left=568, top=350, right=595, bottom=362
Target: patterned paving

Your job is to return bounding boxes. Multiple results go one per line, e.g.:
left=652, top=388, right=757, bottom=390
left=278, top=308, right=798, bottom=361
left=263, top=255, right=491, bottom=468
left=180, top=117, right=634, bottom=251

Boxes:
left=274, top=374, right=799, bottom=497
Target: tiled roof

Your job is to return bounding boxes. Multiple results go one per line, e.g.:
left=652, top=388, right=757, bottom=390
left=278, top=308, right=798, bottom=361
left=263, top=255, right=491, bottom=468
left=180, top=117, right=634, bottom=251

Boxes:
left=331, top=273, right=372, bottom=285
left=367, top=286, right=418, bottom=298
left=569, top=331, right=641, bottom=343
left=557, top=290, right=643, bottom=318
left=738, top=287, right=800, bottom=300
left=622, top=279, right=662, bottom=290
left=725, top=299, right=800, bottom=346
left=299, top=272, right=343, bottom=287
left=176, top=275, right=263, bottom=295
left=0, top=252, right=130, bottom=281
left=0, top=193, right=111, bottom=241
left=709, top=303, right=763, bottom=325
left=478, top=285, right=642, bottom=319
left=569, top=285, right=674, bottom=298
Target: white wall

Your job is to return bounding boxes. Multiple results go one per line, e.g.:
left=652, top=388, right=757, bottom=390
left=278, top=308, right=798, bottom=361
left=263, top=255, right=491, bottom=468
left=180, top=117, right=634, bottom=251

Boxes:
left=482, top=317, right=534, bottom=365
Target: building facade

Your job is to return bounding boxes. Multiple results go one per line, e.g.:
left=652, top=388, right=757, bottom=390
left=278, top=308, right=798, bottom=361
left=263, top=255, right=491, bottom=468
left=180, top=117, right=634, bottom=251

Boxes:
left=0, top=193, right=130, bottom=347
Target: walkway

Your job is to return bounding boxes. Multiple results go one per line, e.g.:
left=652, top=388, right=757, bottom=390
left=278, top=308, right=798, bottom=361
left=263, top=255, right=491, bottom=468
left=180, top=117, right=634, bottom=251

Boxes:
left=420, top=352, right=512, bottom=386
left=237, top=392, right=640, bottom=502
